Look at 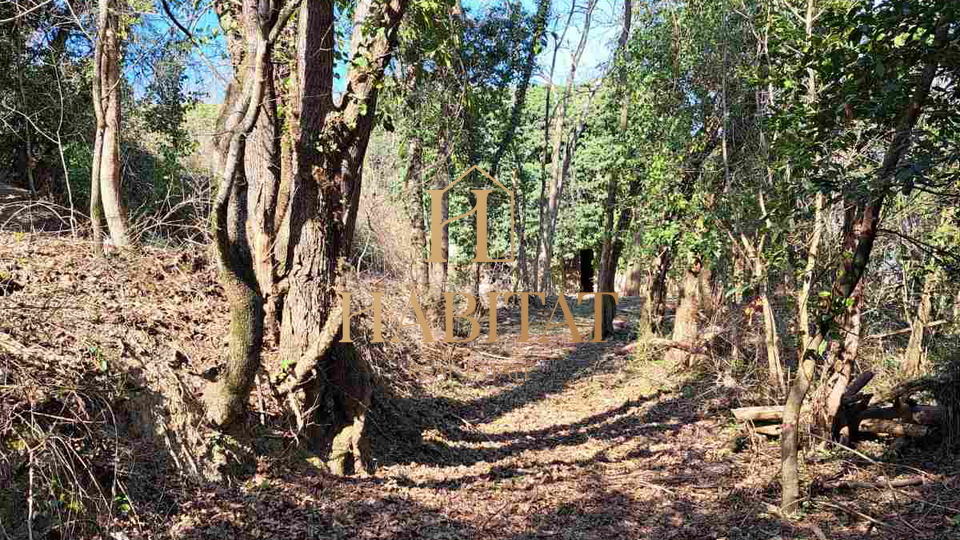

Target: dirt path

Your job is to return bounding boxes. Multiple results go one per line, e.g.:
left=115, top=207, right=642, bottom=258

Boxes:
left=167, top=295, right=957, bottom=540
left=2, top=234, right=956, bottom=540
left=166, top=298, right=799, bottom=540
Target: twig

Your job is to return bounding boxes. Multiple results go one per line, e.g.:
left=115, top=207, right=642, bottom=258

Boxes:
left=479, top=499, right=514, bottom=532
left=824, top=477, right=924, bottom=490
left=815, top=501, right=899, bottom=532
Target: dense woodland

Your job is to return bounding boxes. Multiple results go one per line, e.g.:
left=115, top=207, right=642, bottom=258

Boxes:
left=1, top=0, right=959, bottom=538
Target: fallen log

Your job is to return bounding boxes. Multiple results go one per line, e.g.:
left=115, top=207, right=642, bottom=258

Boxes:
left=753, top=425, right=781, bottom=436
left=859, top=419, right=929, bottom=438
left=732, top=406, right=785, bottom=422
left=728, top=404, right=944, bottom=426
left=859, top=404, right=943, bottom=426
left=750, top=421, right=929, bottom=439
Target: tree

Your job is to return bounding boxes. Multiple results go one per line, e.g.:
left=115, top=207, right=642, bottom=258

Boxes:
left=777, top=0, right=954, bottom=511
left=537, top=0, right=598, bottom=295
left=202, top=0, right=410, bottom=474
left=595, top=0, right=632, bottom=338
left=90, top=0, right=131, bottom=250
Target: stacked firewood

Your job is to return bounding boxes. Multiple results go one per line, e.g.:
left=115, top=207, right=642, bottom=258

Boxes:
left=732, top=372, right=947, bottom=442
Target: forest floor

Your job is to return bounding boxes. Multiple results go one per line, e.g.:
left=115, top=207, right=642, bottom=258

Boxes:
left=1, top=231, right=959, bottom=540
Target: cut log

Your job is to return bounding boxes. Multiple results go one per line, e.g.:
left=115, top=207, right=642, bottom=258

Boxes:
left=859, top=405, right=943, bottom=426
left=866, top=320, right=947, bottom=340
left=753, top=424, right=782, bottom=436
left=842, top=371, right=874, bottom=400
left=732, top=406, right=785, bottom=422
left=859, top=419, right=929, bottom=438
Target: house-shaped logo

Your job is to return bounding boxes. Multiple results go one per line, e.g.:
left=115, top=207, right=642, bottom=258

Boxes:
left=426, top=165, right=516, bottom=263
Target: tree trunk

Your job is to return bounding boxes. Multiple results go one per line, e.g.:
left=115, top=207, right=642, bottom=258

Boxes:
left=203, top=3, right=272, bottom=426
left=822, top=281, right=863, bottom=432
left=90, top=0, right=130, bottom=249
left=244, top=8, right=283, bottom=341
left=202, top=0, right=409, bottom=480
left=594, top=0, right=633, bottom=339
left=742, top=232, right=785, bottom=394
left=404, top=135, right=429, bottom=289
left=431, top=128, right=451, bottom=295
left=514, top=169, right=529, bottom=290
left=277, top=0, right=407, bottom=474
left=905, top=272, right=934, bottom=374
left=780, top=16, right=947, bottom=511
left=667, top=261, right=702, bottom=366
left=640, top=251, right=671, bottom=337
left=797, top=192, right=824, bottom=359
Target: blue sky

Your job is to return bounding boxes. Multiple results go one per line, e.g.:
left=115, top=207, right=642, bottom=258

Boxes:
left=175, top=0, right=624, bottom=104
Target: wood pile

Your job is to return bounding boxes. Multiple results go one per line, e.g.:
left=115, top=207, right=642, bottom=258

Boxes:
left=731, top=372, right=947, bottom=442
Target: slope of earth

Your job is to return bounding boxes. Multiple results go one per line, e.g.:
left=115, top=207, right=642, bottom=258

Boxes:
left=1, top=233, right=957, bottom=540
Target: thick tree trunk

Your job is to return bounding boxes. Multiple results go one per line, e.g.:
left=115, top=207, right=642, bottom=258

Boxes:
left=242, top=2, right=283, bottom=341
left=667, top=261, right=702, bottom=365
left=277, top=0, right=407, bottom=474
left=203, top=0, right=408, bottom=478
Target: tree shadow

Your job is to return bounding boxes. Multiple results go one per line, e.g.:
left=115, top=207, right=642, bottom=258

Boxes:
left=367, top=295, right=648, bottom=468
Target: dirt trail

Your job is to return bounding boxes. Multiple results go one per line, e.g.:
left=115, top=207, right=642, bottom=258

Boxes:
left=168, top=295, right=957, bottom=540
left=2, top=234, right=956, bottom=540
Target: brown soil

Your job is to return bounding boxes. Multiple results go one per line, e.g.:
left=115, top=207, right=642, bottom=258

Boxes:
left=1, top=234, right=958, bottom=540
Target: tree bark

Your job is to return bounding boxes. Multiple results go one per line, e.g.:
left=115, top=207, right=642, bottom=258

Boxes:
left=277, top=0, right=407, bottom=474
left=202, top=0, right=409, bottom=479
left=904, top=272, right=935, bottom=374
left=203, top=2, right=272, bottom=427
left=90, top=0, right=130, bottom=249
left=667, top=260, right=702, bottom=365
left=780, top=17, right=948, bottom=512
